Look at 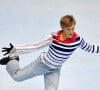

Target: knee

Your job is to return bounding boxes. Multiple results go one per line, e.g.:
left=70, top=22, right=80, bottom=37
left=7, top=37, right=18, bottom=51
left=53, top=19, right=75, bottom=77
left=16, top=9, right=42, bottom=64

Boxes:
left=13, top=78, right=23, bottom=82
left=12, top=75, right=24, bottom=82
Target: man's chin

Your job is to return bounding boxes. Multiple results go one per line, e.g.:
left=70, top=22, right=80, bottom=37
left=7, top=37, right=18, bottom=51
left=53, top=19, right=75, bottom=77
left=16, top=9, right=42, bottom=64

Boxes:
left=68, top=36, right=73, bottom=39
left=67, top=37, right=72, bottom=39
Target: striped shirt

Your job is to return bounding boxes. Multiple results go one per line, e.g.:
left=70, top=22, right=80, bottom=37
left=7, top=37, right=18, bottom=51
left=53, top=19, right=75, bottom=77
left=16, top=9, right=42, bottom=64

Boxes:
left=9, top=30, right=100, bottom=67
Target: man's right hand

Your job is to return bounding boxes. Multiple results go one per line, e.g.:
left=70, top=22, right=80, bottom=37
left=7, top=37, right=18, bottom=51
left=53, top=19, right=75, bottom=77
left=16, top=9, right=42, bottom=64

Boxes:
left=2, top=43, right=14, bottom=56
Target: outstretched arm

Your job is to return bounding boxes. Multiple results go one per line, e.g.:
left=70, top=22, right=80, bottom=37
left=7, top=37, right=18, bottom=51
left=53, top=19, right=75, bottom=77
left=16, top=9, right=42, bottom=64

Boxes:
left=2, top=34, right=52, bottom=56
left=80, top=38, right=99, bottom=53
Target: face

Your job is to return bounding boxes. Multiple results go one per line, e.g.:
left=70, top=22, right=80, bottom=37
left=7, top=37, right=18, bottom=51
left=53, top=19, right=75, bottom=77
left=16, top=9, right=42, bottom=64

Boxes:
left=62, top=24, right=75, bottom=39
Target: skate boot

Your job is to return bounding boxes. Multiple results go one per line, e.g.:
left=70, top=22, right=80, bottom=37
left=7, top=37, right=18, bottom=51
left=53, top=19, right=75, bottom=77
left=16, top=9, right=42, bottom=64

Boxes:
left=0, top=56, right=19, bottom=65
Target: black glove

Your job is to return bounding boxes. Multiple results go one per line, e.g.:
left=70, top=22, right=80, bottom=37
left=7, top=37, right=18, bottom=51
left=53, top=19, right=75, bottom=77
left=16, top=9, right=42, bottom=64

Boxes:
left=2, top=43, right=14, bottom=56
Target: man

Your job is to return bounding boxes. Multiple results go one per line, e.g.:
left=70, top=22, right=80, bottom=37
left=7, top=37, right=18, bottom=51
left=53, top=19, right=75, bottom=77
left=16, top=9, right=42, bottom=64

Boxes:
left=0, top=15, right=99, bottom=90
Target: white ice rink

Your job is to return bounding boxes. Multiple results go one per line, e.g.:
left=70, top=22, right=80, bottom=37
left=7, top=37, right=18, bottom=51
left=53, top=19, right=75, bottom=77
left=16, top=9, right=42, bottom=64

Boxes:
left=0, top=0, right=100, bottom=90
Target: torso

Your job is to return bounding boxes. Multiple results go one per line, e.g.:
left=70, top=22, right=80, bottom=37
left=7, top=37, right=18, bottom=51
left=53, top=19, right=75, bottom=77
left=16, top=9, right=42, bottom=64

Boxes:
left=44, top=30, right=81, bottom=67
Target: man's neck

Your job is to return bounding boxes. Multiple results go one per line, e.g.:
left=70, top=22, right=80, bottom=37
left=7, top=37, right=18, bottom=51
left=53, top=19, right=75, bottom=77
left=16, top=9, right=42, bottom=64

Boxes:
left=59, top=32, right=68, bottom=41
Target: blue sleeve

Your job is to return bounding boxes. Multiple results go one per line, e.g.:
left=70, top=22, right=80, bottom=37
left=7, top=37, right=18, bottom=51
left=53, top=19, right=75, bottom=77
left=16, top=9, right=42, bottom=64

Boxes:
left=80, top=38, right=99, bottom=53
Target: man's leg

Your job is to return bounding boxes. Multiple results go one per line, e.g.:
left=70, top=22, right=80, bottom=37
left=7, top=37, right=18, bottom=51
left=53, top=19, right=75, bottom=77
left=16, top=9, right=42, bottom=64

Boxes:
left=44, top=69, right=60, bottom=90
left=6, top=56, right=49, bottom=82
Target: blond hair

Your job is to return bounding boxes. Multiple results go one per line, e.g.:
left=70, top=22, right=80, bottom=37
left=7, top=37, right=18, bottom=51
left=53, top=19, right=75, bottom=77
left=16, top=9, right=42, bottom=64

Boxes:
left=60, top=15, right=76, bottom=28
